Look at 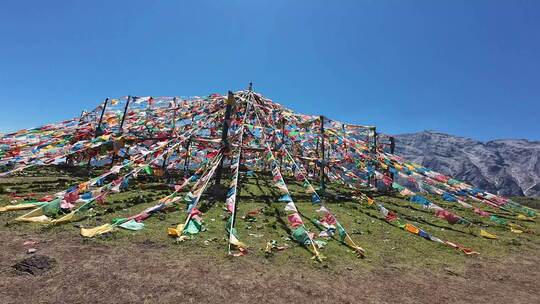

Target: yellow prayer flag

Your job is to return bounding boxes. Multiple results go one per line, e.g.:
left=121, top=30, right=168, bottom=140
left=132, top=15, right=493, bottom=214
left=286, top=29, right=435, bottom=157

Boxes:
left=16, top=207, right=52, bottom=223
left=517, top=214, right=535, bottom=221
left=167, top=227, right=179, bottom=237
left=80, top=224, right=113, bottom=238
left=510, top=227, right=523, bottom=234
left=480, top=229, right=498, bottom=239
left=229, top=234, right=248, bottom=249
left=0, top=203, right=41, bottom=212
left=17, top=214, right=51, bottom=223
left=50, top=212, right=76, bottom=225
left=367, top=197, right=374, bottom=205
left=167, top=223, right=184, bottom=237
left=344, top=235, right=365, bottom=256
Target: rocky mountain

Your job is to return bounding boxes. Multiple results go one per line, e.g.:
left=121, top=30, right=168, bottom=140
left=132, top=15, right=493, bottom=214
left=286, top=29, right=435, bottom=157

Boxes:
left=392, top=131, right=540, bottom=197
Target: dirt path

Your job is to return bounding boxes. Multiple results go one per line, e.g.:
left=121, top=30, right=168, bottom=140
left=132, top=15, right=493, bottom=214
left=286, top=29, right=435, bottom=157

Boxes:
left=0, top=230, right=538, bottom=304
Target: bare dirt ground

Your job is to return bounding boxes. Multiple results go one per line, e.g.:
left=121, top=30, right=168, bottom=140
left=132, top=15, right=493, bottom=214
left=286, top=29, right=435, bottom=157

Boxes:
left=0, top=230, right=538, bottom=304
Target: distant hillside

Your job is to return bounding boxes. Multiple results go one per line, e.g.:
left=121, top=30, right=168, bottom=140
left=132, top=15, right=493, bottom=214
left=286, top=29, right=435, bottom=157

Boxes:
left=393, top=131, right=540, bottom=197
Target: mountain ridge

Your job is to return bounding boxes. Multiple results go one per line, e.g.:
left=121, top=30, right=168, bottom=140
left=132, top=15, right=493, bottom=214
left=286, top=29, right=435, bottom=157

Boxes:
left=392, top=130, right=540, bottom=197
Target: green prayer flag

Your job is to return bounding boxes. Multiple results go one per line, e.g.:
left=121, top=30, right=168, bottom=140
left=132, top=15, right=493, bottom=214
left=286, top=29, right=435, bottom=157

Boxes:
left=337, top=223, right=347, bottom=242
left=184, top=218, right=203, bottom=235
left=291, top=226, right=311, bottom=245
left=111, top=217, right=129, bottom=225
left=42, top=198, right=61, bottom=216
left=119, top=219, right=145, bottom=231
left=144, top=165, right=153, bottom=175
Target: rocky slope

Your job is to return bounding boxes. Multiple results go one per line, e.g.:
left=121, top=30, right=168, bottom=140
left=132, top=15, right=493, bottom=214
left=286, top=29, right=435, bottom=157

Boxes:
left=392, top=131, right=540, bottom=197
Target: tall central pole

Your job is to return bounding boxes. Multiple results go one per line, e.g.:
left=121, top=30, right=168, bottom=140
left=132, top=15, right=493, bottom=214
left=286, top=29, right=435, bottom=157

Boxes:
left=228, top=83, right=252, bottom=254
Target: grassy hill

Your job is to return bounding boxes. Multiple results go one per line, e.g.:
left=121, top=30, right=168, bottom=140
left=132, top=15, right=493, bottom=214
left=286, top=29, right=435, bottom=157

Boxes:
left=0, top=166, right=538, bottom=303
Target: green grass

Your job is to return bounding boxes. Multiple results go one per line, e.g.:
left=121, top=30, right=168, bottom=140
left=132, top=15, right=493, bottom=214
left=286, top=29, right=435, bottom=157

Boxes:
left=511, top=196, right=540, bottom=210
left=1, top=166, right=539, bottom=272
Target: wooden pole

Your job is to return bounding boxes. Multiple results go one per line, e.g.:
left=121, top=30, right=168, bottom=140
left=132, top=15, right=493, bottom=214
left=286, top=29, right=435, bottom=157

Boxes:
left=183, top=116, right=195, bottom=176
left=171, top=97, right=177, bottom=136
left=230, top=84, right=251, bottom=236
left=183, top=138, right=192, bottom=176
left=118, top=96, right=132, bottom=134
left=279, top=118, right=285, bottom=172
left=86, top=98, right=108, bottom=169
left=95, top=98, right=109, bottom=137
left=342, top=123, right=347, bottom=158
left=111, top=96, right=132, bottom=165
left=214, top=91, right=235, bottom=186
left=370, top=127, right=377, bottom=187
left=372, top=127, right=377, bottom=153
left=319, top=115, right=326, bottom=196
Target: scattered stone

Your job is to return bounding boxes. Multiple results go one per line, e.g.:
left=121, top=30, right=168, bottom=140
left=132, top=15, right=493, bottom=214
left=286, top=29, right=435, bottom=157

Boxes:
left=23, top=240, right=39, bottom=246
left=27, top=248, right=37, bottom=254
left=13, top=255, right=56, bottom=275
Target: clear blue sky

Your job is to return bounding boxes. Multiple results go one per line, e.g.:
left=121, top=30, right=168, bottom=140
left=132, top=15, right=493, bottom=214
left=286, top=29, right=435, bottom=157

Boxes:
left=1, top=0, right=539, bottom=141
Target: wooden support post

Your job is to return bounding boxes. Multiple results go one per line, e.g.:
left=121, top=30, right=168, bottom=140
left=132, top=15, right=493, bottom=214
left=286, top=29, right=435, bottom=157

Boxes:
left=314, top=136, right=320, bottom=174
left=227, top=86, right=251, bottom=254
left=370, top=127, right=377, bottom=188
left=183, top=116, right=195, bottom=176
left=214, top=91, right=235, bottom=186
left=183, top=138, right=192, bottom=176
left=111, top=96, right=132, bottom=165
left=160, top=142, right=172, bottom=180
left=87, top=98, right=108, bottom=169
left=162, top=149, right=169, bottom=170
left=372, top=127, right=377, bottom=153
left=162, top=97, right=178, bottom=179
left=279, top=118, right=285, bottom=172
left=95, top=98, right=109, bottom=137
left=388, top=136, right=396, bottom=182
left=171, top=97, right=177, bottom=136
left=341, top=123, right=347, bottom=158
left=319, top=115, right=326, bottom=196
left=76, top=110, right=87, bottom=128
left=327, top=120, right=333, bottom=162
left=118, top=96, right=132, bottom=134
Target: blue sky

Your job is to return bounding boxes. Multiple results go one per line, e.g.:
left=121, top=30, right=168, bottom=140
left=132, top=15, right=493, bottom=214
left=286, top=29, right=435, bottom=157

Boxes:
left=0, top=0, right=539, bottom=141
